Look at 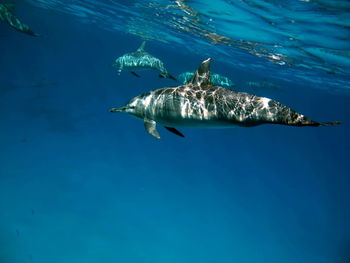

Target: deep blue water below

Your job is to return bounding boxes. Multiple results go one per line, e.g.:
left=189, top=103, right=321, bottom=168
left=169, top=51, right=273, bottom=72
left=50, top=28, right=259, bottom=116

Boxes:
left=1, top=1, right=350, bottom=263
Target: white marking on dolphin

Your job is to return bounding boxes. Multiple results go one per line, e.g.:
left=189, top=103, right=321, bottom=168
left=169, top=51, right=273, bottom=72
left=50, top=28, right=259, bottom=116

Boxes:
left=112, top=41, right=176, bottom=81
left=110, top=58, right=340, bottom=139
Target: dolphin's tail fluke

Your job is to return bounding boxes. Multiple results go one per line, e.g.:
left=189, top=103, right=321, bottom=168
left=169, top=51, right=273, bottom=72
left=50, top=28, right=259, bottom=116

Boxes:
left=319, top=121, right=341, bottom=126
left=22, top=28, right=40, bottom=37
left=288, top=116, right=341, bottom=127
left=270, top=101, right=342, bottom=127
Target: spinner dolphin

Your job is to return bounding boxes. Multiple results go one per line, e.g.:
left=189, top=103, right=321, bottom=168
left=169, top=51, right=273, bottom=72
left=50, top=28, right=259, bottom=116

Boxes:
left=178, top=71, right=234, bottom=87
left=0, top=3, right=39, bottom=37
left=110, top=58, right=340, bottom=139
left=112, top=41, right=176, bottom=81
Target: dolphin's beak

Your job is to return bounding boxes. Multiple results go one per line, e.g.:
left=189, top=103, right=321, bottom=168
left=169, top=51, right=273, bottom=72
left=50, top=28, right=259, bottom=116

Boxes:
left=109, top=107, right=127, bottom=113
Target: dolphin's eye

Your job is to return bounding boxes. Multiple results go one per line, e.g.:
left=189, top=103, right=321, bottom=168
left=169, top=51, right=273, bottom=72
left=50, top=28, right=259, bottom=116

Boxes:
left=128, top=106, right=136, bottom=109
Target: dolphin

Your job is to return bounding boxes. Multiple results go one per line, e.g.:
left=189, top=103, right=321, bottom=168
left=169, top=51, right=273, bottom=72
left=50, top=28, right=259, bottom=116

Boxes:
left=0, top=3, right=39, bottom=37
left=112, top=41, right=176, bottom=81
left=245, top=79, right=281, bottom=92
left=178, top=71, right=234, bottom=87
left=110, top=58, right=340, bottom=139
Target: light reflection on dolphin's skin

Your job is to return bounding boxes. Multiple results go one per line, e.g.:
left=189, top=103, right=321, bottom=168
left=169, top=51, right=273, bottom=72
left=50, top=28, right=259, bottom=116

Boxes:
left=110, top=58, right=340, bottom=139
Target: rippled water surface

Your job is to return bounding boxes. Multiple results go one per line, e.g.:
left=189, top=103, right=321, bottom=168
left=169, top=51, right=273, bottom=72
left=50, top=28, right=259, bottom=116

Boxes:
left=1, top=1, right=350, bottom=263
left=27, top=0, right=350, bottom=92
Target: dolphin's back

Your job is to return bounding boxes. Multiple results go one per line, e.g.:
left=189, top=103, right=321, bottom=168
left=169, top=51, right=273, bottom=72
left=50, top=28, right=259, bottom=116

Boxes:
left=114, top=52, right=167, bottom=74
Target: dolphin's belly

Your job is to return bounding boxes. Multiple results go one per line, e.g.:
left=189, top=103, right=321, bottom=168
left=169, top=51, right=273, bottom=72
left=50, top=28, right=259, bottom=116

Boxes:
left=155, top=118, right=235, bottom=128
left=153, top=106, right=229, bottom=127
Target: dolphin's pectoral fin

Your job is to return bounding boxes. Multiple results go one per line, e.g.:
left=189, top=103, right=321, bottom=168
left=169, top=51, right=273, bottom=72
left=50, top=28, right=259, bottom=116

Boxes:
left=131, top=71, right=141, bottom=78
left=164, top=127, right=185, bottom=138
left=144, top=119, right=160, bottom=139
left=159, top=73, right=177, bottom=82
left=169, top=75, right=177, bottom=81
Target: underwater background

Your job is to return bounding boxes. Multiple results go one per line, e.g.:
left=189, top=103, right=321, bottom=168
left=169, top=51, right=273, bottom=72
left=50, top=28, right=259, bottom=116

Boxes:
left=1, top=1, right=350, bottom=262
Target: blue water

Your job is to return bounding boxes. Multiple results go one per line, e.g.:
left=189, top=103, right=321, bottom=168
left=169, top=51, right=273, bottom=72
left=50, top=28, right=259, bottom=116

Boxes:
left=1, top=1, right=350, bottom=263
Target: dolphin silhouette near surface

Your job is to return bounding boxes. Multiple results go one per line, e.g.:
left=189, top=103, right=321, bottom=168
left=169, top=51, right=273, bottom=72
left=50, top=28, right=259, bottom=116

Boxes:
left=112, top=41, right=176, bottom=81
left=0, top=3, right=39, bottom=37
left=110, top=58, right=340, bottom=139
left=178, top=71, right=234, bottom=87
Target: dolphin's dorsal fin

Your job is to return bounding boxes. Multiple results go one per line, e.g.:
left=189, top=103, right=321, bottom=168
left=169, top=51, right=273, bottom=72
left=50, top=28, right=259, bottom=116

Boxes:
left=188, top=58, right=212, bottom=86
left=137, top=41, right=146, bottom=52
